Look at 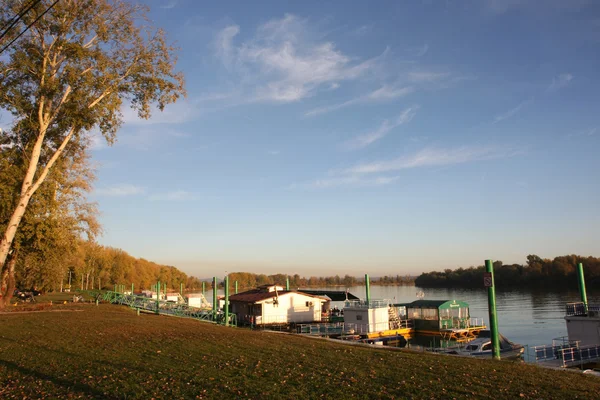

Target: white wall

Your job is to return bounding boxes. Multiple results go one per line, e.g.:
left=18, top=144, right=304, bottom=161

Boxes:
left=344, top=306, right=390, bottom=333
left=258, top=293, right=323, bottom=324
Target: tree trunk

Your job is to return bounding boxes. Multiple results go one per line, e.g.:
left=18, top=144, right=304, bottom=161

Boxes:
left=0, top=250, right=18, bottom=310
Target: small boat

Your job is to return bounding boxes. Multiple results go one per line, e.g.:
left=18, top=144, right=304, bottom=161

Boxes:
left=445, top=330, right=524, bottom=359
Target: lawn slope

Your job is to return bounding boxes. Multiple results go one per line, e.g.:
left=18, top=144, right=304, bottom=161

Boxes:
left=0, top=304, right=598, bottom=399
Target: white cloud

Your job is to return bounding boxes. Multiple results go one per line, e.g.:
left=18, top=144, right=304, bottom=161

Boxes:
left=416, top=44, right=429, bottom=57
left=148, top=190, right=195, bottom=201
left=492, top=99, right=532, bottom=124
left=567, top=127, right=597, bottom=138
left=160, top=1, right=178, bottom=9
left=292, top=174, right=400, bottom=189
left=214, top=15, right=385, bottom=103
left=344, top=106, right=419, bottom=150
left=268, top=150, right=281, bottom=155
left=293, top=144, right=519, bottom=189
left=95, top=184, right=145, bottom=197
left=305, top=85, right=413, bottom=117
left=547, top=73, right=574, bottom=92
left=342, top=145, right=515, bottom=175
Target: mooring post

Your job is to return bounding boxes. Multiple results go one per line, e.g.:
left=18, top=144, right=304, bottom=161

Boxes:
left=114, top=284, right=117, bottom=293
left=485, top=260, right=501, bottom=360
left=224, top=275, right=230, bottom=326
left=131, top=283, right=134, bottom=295
left=202, top=281, right=205, bottom=295
left=212, top=277, right=218, bottom=322
left=286, top=276, right=290, bottom=291
left=156, top=280, right=160, bottom=314
left=180, top=282, right=183, bottom=296
left=365, top=274, right=371, bottom=306
left=235, top=281, right=238, bottom=294
left=577, top=263, right=588, bottom=313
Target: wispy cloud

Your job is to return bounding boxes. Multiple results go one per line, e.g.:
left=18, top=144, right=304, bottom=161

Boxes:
left=566, top=127, right=597, bottom=138
left=291, top=174, right=400, bottom=189
left=148, top=190, right=196, bottom=201
left=547, top=73, right=574, bottom=92
left=295, top=145, right=518, bottom=189
left=213, top=14, right=386, bottom=103
left=415, top=44, right=429, bottom=57
left=95, top=184, right=145, bottom=197
left=159, top=1, right=178, bottom=9
left=268, top=150, right=281, bottom=155
left=492, top=99, right=532, bottom=124
left=343, top=106, right=419, bottom=150
left=305, top=84, right=414, bottom=117
left=342, top=145, right=517, bottom=175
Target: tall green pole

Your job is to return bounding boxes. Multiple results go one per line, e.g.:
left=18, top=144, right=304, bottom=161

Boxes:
left=365, top=274, right=371, bottom=306
left=156, top=281, right=160, bottom=314
left=235, top=281, right=238, bottom=294
left=485, top=260, right=501, bottom=360
left=212, top=277, right=217, bottom=321
left=202, top=281, right=205, bottom=295
left=114, top=284, right=117, bottom=293
left=131, top=283, right=134, bottom=295
left=577, top=263, right=588, bottom=312
left=224, top=275, right=230, bottom=326
left=180, top=282, right=183, bottom=296
left=286, top=276, right=290, bottom=291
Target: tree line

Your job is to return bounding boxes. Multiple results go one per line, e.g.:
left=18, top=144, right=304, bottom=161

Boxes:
left=414, top=255, right=600, bottom=289
left=218, top=272, right=414, bottom=290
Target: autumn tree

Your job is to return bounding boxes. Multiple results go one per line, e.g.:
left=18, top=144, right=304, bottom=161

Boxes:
left=0, top=0, right=185, bottom=306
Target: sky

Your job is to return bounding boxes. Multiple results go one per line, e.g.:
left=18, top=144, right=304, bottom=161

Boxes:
left=83, top=0, right=600, bottom=277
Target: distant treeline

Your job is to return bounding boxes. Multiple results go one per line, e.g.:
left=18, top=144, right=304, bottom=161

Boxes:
left=212, top=272, right=415, bottom=291
left=414, top=255, right=600, bottom=289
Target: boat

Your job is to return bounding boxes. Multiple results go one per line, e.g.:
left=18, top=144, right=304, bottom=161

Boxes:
left=445, top=330, right=524, bottom=359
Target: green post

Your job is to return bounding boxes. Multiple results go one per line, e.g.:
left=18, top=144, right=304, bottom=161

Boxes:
left=212, top=277, right=217, bottom=321
left=365, top=274, right=371, bottom=306
left=577, top=263, right=588, bottom=312
left=131, top=283, right=134, bottom=295
left=224, top=275, right=230, bottom=326
left=485, top=260, right=501, bottom=360
left=202, top=281, right=205, bottom=295
left=286, top=276, right=290, bottom=291
left=180, top=282, right=183, bottom=296
left=114, top=284, right=117, bottom=293
left=235, top=281, right=238, bottom=294
left=156, top=281, right=160, bottom=314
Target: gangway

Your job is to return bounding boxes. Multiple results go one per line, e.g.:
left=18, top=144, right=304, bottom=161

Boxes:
left=84, top=290, right=236, bottom=326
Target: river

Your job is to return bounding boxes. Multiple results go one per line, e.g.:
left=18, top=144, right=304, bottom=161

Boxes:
left=206, top=284, right=598, bottom=349
left=323, top=285, right=599, bottom=349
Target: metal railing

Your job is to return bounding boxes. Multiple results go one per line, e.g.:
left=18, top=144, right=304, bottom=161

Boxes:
left=344, top=299, right=390, bottom=309
left=96, top=290, right=236, bottom=326
left=526, top=337, right=600, bottom=367
left=566, top=302, right=600, bottom=316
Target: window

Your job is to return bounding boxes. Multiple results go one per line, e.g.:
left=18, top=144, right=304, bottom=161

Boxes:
left=356, top=315, right=363, bottom=320
left=482, top=343, right=492, bottom=351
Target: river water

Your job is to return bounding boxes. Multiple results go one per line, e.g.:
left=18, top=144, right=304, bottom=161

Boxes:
left=207, top=284, right=598, bottom=349
left=325, top=285, right=599, bottom=348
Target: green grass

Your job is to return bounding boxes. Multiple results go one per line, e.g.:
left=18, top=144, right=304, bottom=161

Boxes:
left=1, top=304, right=599, bottom=399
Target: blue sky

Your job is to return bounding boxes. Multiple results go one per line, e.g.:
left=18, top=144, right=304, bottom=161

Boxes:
left=86, top=0, right=600, bottom=277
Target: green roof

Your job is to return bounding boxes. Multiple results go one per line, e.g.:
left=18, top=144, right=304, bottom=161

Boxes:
left=297, top=289, right=359, bottom=301
left=408, top=299, right=469, bottom=309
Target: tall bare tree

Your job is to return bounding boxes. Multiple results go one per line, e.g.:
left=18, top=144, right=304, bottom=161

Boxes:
left=0, top=0, right=185, bottom=306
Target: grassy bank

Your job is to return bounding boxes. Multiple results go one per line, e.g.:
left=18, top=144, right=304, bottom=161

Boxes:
left=0, top=303, right=598, bottom=399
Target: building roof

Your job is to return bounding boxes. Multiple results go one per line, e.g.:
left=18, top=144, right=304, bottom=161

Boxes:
left=407, top=299, right=469, bottom=309
left=229, top=289, right=326, bottom=304
left=297, top=289, right=359, bottom=301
